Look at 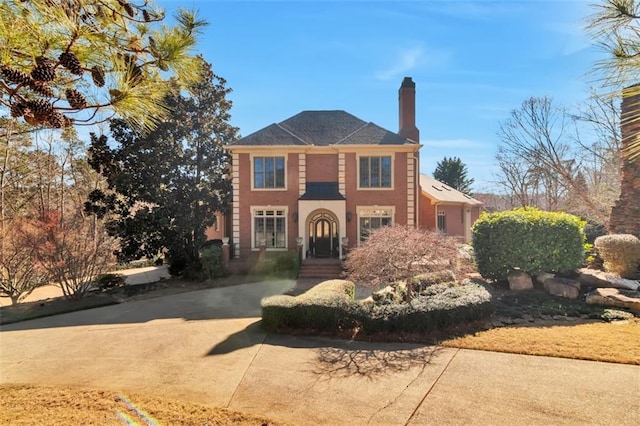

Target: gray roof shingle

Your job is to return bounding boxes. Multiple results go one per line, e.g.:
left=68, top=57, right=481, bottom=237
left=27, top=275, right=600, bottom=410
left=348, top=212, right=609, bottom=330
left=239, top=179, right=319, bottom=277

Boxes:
left=228, top=110, right=417, bottom=147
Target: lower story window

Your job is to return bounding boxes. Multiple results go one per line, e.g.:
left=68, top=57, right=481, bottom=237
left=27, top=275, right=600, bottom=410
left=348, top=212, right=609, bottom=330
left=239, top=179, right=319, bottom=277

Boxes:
left=437, top=211, right=446, bottom=232
left=254, top=209, right=286, bottom=248
left=359, top=208, right=393, bottom=242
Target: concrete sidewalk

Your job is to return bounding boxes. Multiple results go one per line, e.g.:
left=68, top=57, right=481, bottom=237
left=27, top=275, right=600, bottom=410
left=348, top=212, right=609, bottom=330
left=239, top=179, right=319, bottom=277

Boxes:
left=1, top=282, right=638, bottom=425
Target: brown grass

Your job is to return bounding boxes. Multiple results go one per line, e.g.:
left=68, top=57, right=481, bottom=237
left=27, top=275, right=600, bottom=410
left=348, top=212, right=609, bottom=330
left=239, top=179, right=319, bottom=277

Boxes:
left=0, top=384, right=283, bottom=425
left=442, top=319, right=640, bottom=365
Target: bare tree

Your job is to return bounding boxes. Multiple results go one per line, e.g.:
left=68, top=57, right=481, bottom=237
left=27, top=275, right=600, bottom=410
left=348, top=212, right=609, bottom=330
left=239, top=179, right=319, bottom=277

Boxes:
left=497, top=97, right=609, bottom=223
left=344, top=225, right=459, bottom=301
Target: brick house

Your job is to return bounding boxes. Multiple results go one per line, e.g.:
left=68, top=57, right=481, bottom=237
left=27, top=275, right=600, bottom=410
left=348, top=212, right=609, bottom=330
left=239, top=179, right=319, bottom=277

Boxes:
left=215, top=77, right=482, bottom=260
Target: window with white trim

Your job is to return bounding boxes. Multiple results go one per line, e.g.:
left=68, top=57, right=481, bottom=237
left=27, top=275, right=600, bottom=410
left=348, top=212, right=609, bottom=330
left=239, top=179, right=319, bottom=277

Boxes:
left=437, top=211, right=446, bottom=232
left=254, top=156, right=285, bottom=189
left=359, top=208, right=393, bottom=242
left=254, top=209, right=286, bottom=248
left=359, top=156, right=392, bottom=188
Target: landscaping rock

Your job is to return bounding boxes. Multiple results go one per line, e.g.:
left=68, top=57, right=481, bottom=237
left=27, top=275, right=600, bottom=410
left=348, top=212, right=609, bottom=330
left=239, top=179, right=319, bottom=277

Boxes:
left=508, top=271, right=533, bottom=291
left=577, top=268, right=639, bottom=291
left=543, top=277, right=580, bottom=299
left=586, top=288, right=640, bottom=312
left=536, top=272, right=555, bottom=285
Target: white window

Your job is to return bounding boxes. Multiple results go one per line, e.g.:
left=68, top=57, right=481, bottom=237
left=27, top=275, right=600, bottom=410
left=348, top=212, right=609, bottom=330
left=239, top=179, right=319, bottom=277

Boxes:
left=358, top=208, right=393, bottom=242
left=437, top=211, right=446, bottom=232
left=359, top=156, right=392, bottom=188
left=253, top=156, right=285, bottom=189
left=253, top=209, right=286, bottom=249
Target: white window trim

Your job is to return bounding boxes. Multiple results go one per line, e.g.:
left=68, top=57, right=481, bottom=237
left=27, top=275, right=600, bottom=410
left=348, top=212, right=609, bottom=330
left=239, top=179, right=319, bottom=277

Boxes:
left=356, top=205, right=395, bottom=245
left=251, top=206, right=288, bottom=251
left=437, top=210, right=447, bottom=233
left=356, top=153, right=395, bottom=191
left=250, top=154, right=288, bottom=191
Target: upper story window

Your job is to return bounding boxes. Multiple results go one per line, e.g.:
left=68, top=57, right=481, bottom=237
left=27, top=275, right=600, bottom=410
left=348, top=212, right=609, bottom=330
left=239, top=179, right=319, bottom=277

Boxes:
left=359, top=156, right=392, bottom=188
left=254, top=156, right=285, bottom=189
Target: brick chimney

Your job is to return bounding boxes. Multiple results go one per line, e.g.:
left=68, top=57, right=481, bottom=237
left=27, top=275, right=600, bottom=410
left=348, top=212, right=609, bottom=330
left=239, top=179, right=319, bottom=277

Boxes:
left=609, top=84, right=640, bottom=237
left=398, top=77, right=419, bottom=142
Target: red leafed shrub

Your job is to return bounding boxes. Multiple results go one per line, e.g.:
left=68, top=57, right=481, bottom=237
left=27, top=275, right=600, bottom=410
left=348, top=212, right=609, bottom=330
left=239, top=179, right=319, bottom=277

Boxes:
left=344, top=225, right=460, bottom=300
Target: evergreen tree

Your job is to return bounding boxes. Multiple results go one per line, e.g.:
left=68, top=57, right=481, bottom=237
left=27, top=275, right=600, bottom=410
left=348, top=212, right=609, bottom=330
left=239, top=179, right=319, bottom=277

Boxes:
left=85, top=58, right=237, bottom=274
left=433, top=156, right=475, bottom=194
left=1, top=0, right=205, bottom=132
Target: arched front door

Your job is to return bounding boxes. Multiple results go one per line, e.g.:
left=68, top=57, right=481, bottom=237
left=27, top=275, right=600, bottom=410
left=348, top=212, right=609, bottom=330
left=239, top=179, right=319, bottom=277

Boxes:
left=308, top=211, right=338, bottom=257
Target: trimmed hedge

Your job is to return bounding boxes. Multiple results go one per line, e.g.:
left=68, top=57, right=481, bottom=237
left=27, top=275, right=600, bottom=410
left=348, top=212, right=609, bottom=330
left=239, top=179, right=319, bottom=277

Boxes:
left=594, top=234, right=640, bottom=278
left=261, top=280, right=356, bottom=331
left=472, top=208, right=586, bottom=281
left=261, top=278, right=494, bottom=334
left=360, top=279, right=494, bottom=333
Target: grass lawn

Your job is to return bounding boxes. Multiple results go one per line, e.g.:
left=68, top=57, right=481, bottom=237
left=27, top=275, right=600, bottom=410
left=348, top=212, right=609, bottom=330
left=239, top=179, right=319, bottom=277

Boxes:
left=441, top=318, right=640, bottom=365
left=0, top=384, right=283, bottom=426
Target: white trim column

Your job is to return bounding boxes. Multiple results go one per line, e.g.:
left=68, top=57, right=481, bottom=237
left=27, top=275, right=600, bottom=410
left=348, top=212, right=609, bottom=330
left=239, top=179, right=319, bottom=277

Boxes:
left=232, top=153, right=240, bottom=258
left=407, top=155, right=415, bottom=227
left=298, top=153, right=306, bottom=196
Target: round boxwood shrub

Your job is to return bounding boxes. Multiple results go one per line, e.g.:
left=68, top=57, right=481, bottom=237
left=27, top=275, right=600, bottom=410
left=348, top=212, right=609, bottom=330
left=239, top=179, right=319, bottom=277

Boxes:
left=594, top=234, right=640, bottom=278
left=471, top=208, right=586, bottom=281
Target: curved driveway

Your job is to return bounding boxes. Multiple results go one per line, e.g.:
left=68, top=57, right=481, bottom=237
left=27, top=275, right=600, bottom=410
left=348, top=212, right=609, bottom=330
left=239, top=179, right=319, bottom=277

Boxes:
left=1, top=280, right=638, bottom=425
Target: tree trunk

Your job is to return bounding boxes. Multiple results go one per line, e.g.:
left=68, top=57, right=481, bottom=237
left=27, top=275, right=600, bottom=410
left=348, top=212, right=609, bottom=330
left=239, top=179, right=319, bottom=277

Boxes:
left=609, top=88, right=640, bottom=238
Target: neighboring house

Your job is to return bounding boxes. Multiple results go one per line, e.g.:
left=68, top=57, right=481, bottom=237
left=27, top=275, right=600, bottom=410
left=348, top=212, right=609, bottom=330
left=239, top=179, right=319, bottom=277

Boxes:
left=217, top=77, right=482, bottom=260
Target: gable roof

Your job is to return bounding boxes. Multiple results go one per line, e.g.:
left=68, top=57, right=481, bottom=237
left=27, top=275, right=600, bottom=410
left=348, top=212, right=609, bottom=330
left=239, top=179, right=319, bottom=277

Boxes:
left=228, top=110, right=418, bottom=147
left=420, top=174, right=483, bottom=206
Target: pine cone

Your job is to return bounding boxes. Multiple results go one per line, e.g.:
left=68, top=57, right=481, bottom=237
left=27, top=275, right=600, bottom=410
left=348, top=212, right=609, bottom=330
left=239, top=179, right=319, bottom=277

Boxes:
left=63, top=115, right=74, bottom=128
left=31, top=63, right=56, bottom=82
left=142, top=9, right=151, bottom=22
left=1, top=67, right=34, bottom=86
left=59, top=52, right=83, bottom=75
left=28, top=80, right=55, bottom=97
left=10, top=102, right=28, bottom=118
left=90, top=66, right=105, bottom=87
left=23, top=111, right=39, bottom=126
left=65, top=88, right=87, bottom=109
left=48, top=111, right=66, bottom=128
left=26, top=99, right=54, bottom=119
left=120, top=1, right=135, bottom=18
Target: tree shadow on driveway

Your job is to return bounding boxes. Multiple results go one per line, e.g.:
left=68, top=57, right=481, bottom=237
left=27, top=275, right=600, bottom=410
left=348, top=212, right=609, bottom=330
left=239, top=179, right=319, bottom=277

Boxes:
left=206, top=319, right=442, bottom=379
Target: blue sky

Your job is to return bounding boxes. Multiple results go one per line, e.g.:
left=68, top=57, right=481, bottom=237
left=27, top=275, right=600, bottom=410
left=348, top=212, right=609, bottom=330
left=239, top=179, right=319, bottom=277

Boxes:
left=159, top=0, right=602, bottom=191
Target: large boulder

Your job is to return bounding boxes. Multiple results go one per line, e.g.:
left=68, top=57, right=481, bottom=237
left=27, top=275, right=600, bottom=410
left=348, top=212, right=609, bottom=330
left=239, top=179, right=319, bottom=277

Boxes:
left=544, top=277, right=580, bottom=299
left=508, top=271, right=533, bottom=291
left=586, top=288, right=640, bottom=312
left=577, top=268, right=639, bottom=291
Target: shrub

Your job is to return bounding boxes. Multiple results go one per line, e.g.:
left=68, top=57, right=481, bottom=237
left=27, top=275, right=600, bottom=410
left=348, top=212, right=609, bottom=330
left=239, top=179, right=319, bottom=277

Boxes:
left=594, top=234, right=640, bottom=278
left=345, top=225, right=460, bottom=300
left=93, top=273, right=125, bottom=290
left=261, top=280, right=357, bottom=331
left=250, top=251, right=300, bottom=278
left=261, top=278, right=494, bottom=334
left=182, top=246, right=224, bottom=281
left=407, top=270, right=457, bottom=294
left=472, top=208, right=585, bottom=281
left=359, top=279, right=494, bottom=333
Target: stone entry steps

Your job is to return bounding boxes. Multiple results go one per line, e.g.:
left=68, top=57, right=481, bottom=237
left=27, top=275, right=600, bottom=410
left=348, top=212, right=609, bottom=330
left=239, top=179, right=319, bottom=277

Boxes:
left=297, top=258, right=343, bottom=280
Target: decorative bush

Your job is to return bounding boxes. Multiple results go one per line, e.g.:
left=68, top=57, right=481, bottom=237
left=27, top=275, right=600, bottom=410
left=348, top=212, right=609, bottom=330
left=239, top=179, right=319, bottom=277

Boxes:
left=407, top=270, right=457, bottom=294
left=182, top=246, right=224, bottom=281
left=472, top=208, right=586, bottom=281
left=344, top=225, right=460, bottom=300
left=261, top=278, right=494, bottom=334
left=594, top=234, right=640, bottom=278
left=93, top=273, right=125, bottom=290
left=261, top=280, right=356, bottom=331
left=359, top=279, right=494, bottom=333
left=250, top=251, right=300, bottom=278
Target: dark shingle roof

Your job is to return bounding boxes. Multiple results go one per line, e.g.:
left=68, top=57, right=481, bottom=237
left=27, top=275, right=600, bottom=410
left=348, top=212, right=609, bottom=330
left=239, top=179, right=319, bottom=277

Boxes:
left=229, top=110, right=417, bottom=147
left=299, top=182, right=345, bottom=200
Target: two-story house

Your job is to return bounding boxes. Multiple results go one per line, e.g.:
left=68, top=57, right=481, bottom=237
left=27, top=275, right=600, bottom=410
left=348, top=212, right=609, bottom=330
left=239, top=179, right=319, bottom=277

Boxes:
left=217, top=77, right=481, bottom=261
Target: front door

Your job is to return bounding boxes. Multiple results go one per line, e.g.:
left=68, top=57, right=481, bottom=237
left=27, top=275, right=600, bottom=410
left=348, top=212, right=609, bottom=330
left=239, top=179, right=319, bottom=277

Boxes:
left=314, top=219, right=331, bottom=257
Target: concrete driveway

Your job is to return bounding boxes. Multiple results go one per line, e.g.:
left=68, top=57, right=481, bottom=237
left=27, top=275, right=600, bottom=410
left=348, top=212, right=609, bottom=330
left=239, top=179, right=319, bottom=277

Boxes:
left=1, top=281, right=638, bottom=425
